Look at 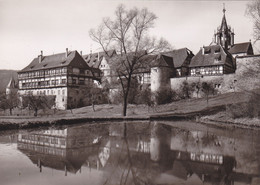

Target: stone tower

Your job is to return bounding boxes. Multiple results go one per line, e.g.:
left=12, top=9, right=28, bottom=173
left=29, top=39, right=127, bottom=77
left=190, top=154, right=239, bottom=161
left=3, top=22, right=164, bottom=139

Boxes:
left=214, top=6, right=235, bottom=50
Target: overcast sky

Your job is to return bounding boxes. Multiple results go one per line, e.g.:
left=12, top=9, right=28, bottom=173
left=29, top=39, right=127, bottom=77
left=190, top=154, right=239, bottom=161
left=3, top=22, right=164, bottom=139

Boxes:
left=0, top=0, right=254, bottom=70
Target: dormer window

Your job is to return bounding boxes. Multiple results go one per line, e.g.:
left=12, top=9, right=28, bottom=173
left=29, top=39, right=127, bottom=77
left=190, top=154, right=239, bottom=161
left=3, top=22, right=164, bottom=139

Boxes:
left=204, top=48, right=211, bottom=54
left=30, top=66, right=34, bottom=69
left=61, top=61, right=66, bottom=64
left=43, top=64, right=48, bottom=67
left=215, top=48, right=220, bottom=53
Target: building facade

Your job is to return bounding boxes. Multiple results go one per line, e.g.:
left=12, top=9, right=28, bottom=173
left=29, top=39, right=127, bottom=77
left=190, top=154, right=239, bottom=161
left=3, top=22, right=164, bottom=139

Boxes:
left=18, top=49, right=95, bottom=110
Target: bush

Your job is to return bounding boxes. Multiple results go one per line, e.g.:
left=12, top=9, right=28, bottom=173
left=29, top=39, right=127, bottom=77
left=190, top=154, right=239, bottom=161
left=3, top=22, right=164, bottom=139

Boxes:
left=154, top=86, right=176, bottom=105
left=226, top=93, right=260, bottom=118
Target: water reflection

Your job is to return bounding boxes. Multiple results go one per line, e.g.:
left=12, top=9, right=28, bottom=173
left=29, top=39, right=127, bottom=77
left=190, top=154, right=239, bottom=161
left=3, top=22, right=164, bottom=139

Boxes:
left=17, top=124, right=109, bottom=175
left=1, top=121, right=259, bottom=185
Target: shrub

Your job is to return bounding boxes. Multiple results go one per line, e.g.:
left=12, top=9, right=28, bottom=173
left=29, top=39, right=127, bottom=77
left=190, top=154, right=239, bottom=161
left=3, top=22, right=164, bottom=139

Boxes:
left=135, top=86, right=152, bottom=105
left=154, top=86, right=176, bottom=105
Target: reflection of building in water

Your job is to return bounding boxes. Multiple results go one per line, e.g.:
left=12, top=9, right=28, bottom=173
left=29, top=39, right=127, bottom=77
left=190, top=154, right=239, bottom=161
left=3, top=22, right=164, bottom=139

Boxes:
left=17, top=124, right=109, bottom=175
left=15, top=122, right=260, bottom=184
left=169, top=126, right=260, bottom=184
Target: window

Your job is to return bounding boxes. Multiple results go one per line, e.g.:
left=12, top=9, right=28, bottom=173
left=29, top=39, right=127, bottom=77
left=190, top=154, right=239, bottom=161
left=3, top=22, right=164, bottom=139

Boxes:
left=72, top=79, right=77, bottom=84
left=201, top=67, right=205, bottom=75
left=215, top=48, right=220, bottom=53
left=61, top=79, right=66, bottom=84
left=176, top=69, right=181, bottom=76
left=62, top=90, right=65, bottom=95
left=61, top=67, right=67, bottom=73
left=58, top=90, right=60, bottom=95
left=79, top=80, right=84, bottom=85
left=56, top=68, right=61, bottom=74
left=80, top=69, right=84, bottom=74
left=204, top=48, right=211, bottom=54
left=190, top=69, right=196, bottom=76
left=73, top=68, right=79, bottom=74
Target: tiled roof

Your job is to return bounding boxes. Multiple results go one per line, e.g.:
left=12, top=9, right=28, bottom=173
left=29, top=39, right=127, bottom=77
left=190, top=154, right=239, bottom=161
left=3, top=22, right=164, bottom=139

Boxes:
left=150, top=54, right=174, bottom=67
left=229, top=42, right=253, bottom=55
left=162, top=48, right=194, bottom=68
left=20, top=50, right=90, bottom=72
left=189, top=44, right=232, bottom=67
left=82, top=50, right=116, bottom=68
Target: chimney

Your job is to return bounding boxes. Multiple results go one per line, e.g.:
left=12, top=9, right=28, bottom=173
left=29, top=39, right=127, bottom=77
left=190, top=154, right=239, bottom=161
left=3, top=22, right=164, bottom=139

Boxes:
left=98, top=52, right=100, bottom=61
left=66, top=48, right=69, bottom=57
left=39, top=50, right=43, bottom=63
left=80, top=51, right=82, bottom=56
left=201, top=47, right=205, bottom=55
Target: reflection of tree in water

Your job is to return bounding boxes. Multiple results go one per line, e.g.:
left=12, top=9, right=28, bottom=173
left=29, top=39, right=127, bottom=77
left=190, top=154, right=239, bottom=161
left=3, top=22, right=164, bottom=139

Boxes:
left=102, top=122, right=172, bottom=185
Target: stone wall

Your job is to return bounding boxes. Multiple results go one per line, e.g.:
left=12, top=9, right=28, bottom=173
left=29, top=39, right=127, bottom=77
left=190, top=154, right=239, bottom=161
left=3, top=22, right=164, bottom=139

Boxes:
left=234, top=56, right=260, bottom=91
left=170, top=74, right=236, bottom=96
left=170, top=55, right=260, bottom=96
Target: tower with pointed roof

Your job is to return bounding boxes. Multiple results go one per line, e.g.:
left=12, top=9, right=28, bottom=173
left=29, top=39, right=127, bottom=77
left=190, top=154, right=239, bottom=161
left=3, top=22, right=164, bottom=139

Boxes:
left=214, top=6, right=235, bottom=50
left=6, top=77, right=18, bottom=99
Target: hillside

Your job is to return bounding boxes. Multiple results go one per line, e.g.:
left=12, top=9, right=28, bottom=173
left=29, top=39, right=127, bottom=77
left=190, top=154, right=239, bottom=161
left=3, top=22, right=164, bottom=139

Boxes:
left=0, top=70, right=18, bottom=93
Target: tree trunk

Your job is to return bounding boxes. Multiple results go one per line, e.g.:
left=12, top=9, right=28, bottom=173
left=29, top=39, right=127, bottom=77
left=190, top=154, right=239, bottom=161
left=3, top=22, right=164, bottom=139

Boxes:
left=92, top=103, right=95, bottom=112
left=123, top=95, right=128, bottom=116
left=123, top=79, right=132, bottom=116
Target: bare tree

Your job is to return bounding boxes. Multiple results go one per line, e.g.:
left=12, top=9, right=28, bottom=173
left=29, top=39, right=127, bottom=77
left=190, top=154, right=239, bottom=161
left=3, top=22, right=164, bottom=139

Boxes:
left=246, top=0, right=260, bottom=42
left=89, top=4, right=171, bottom=116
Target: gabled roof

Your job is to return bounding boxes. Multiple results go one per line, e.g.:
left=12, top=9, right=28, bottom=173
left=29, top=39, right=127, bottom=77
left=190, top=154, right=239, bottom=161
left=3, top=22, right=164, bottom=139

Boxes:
left=20, top=50, right=90, bottom=73
left=189, top=44, right=233, bottom=67
left=162, top=48, right=194, bottom=68
left=228, top=42, right=254, bottom=55
left=82, top=50, right=116, bottom=68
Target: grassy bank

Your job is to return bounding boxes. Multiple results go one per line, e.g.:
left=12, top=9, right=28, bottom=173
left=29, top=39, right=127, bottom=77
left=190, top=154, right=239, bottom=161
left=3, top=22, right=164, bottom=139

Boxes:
left=0, top=89, right=259, bottom=130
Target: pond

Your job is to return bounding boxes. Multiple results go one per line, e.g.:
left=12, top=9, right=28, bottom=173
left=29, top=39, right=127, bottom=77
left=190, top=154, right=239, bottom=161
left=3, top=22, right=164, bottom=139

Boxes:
left=0, top=121, right=259, bottom=185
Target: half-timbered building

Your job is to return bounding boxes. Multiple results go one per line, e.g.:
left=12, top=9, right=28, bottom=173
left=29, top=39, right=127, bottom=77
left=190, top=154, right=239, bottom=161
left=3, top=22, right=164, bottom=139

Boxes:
left=18, top=49, right=94, bottom=109
left=189, top=44, right=235, bottom=77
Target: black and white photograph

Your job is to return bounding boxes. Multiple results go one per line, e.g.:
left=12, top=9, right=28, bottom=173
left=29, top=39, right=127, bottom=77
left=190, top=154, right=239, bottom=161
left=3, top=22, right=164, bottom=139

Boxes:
left=0, top=0, right=259, bottom=184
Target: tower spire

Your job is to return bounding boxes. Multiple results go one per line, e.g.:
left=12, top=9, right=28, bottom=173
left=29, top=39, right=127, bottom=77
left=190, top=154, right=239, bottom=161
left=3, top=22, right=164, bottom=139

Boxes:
left=214, top=5, right=235, bottom=49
